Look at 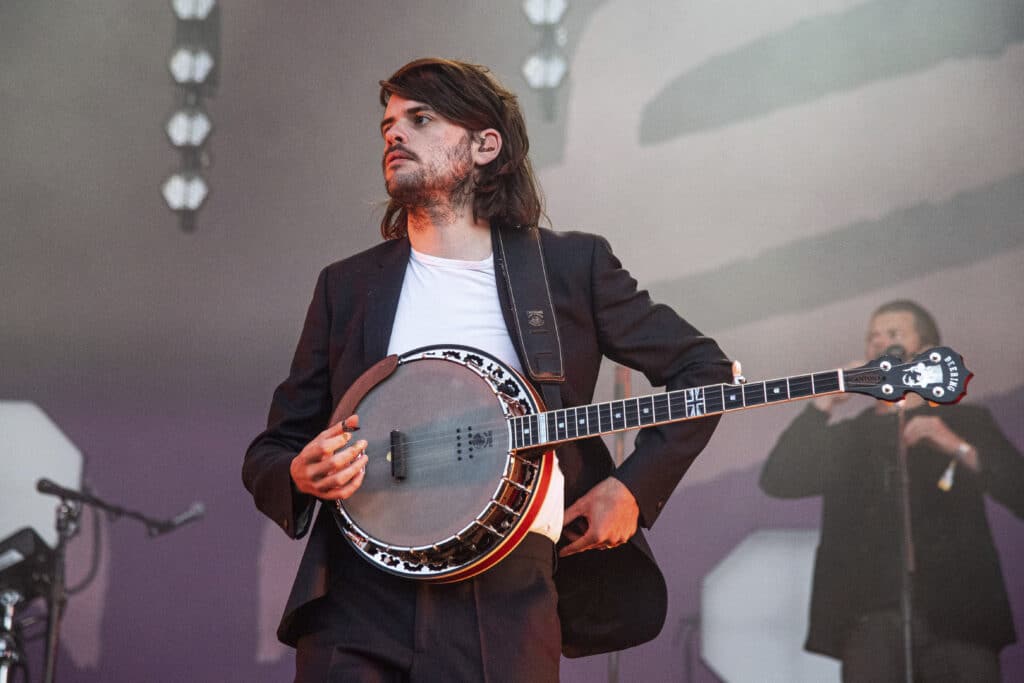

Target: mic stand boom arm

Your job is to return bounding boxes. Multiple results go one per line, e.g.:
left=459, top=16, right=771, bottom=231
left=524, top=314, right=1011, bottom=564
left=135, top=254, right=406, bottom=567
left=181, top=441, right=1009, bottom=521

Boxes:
left=896, top=403, right=916, bottom=683
left=35, top=479, right=204, bottom=537
left=33, top=479, right=204, bottom=683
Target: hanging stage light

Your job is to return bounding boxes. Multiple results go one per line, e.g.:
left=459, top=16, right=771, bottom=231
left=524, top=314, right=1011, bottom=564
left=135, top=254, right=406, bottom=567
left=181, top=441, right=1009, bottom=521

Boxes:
left=162, top=173, right=209, bottom=212
left=523, top=0, right=568, bottom=26
left=521, top=0, right=570, bottom=120
left=169, top=0, right=220, bottom=93
left=522, top=51, right=568, bottom=90
left=165, top=108, right=212, bottom=147
left=164, top=0, right=219, bottom=231
left=169, top=47, right=215, bottom=85
left=171, top=0, right=216, bottom=21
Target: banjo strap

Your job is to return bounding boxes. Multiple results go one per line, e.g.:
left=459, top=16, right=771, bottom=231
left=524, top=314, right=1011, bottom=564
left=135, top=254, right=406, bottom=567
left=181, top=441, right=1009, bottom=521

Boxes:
left=492, top=224, right=565, bottom=410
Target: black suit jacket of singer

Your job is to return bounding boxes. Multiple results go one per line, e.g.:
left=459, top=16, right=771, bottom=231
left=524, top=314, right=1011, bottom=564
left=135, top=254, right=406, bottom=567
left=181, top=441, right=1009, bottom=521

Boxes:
left=242, top=225, right=731, bottom=657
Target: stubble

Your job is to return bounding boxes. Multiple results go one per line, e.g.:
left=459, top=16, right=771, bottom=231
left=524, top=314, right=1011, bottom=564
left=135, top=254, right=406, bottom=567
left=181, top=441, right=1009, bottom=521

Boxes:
left=385, top=135, right=475, bottom=218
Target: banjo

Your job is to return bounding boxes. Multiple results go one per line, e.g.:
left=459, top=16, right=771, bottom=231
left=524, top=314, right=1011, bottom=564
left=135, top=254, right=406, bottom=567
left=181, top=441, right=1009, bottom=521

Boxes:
left=327, top=344, right=971, bottom=583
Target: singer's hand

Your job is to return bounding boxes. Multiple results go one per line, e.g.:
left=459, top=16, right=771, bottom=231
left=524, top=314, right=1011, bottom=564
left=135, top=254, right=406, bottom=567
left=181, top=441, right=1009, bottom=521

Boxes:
left=290, top=415, right=367, bottom=500
left=903, top=415, right=958, bottom=453
left=901, top=417, right=978, bottom=471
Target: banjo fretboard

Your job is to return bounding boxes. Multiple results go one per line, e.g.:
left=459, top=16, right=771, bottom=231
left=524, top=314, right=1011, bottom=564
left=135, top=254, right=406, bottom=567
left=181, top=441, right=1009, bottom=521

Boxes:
left=511, top=369, right=847, bottom=449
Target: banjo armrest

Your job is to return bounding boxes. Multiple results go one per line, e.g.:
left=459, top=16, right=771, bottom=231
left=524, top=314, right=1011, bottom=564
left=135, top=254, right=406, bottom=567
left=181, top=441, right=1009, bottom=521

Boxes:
left=329, top=354, right=401, bottom=427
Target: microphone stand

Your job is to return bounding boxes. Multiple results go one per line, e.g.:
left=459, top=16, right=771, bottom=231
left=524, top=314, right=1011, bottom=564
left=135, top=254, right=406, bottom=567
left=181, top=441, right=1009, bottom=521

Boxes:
left=879, top=343, right=915, bottom=683
left=34, top=479, right=204, bottom=683
left=42, top=500, right=79, bottom=683
left=895, top=400, right=916, bottom=683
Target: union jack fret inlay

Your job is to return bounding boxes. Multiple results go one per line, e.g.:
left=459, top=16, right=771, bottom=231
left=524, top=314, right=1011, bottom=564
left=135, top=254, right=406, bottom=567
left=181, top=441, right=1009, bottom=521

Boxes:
left=685, top=388, right=706, bottom=417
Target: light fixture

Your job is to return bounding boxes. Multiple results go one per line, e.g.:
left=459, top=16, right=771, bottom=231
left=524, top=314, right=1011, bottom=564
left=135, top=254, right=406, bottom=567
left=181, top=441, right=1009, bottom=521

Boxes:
left=521, top=0, right=570, bottom=120
left=162, top=173, right=209, bottom=213
left=165, top=1, right=219, bottom=231
left=171, top=0, right=216, bottom=21
left=165, top=108, right=212, bottom=147
left=522, top=51, right=568, bottom=90
left=523, top=0, right=568, bottom=26
left=163, top=107, right=211, bottom=147
left=169, top=47, right=215, bottom=85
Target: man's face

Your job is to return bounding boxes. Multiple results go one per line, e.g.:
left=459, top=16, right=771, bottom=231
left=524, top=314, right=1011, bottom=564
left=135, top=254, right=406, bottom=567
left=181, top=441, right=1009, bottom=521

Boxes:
left=865, top=310, right=923, bottom=360
left=380, top=94, right=475, bottom=208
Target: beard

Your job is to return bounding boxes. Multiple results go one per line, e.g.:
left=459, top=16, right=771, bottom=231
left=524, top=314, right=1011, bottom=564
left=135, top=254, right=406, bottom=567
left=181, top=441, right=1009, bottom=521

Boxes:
left=385, top=136, right=475, bottom=211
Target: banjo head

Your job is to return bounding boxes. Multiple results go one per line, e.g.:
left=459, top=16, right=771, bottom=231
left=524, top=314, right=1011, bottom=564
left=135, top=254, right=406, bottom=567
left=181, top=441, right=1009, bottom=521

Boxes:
left=332, top=346, right=547, bottom=581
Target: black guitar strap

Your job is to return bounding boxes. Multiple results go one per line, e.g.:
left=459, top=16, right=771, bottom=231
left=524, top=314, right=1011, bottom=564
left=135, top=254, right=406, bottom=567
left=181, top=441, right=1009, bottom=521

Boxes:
left=492, top=223, right=565, bottom=410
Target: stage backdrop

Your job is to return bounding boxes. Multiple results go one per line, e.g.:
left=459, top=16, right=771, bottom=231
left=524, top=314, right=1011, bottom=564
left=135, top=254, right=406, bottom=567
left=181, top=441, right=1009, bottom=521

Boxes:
left=2, top=1, right=1022, bottom=680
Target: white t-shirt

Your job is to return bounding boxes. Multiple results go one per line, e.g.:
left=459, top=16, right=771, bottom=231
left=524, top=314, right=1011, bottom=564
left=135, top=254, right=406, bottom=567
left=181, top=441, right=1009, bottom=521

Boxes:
left=387, top=248, right=565, bottom=543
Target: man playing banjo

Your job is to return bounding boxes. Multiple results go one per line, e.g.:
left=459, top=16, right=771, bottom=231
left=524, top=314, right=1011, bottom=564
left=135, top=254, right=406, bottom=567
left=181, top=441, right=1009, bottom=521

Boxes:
left=243, top=58, right=732, bottom=681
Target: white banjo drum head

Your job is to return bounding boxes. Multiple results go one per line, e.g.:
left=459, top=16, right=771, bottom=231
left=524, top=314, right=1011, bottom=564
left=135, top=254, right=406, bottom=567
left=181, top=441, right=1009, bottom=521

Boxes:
left=342, top=355, right=513, bottom=548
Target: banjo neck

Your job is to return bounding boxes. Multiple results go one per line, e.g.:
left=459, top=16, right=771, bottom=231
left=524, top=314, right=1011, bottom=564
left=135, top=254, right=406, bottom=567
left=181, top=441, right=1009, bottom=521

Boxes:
left=509, top=346, right=970, bottom=451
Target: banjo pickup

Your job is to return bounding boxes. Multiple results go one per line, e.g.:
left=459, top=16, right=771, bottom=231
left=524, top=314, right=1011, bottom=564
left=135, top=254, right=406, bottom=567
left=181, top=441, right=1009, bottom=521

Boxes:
left=389, top=430, right=407, bottom=481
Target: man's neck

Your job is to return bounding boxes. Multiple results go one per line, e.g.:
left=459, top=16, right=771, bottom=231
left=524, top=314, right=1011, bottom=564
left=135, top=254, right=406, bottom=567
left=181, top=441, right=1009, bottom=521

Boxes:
left=406, top=205, right=492, bottom=261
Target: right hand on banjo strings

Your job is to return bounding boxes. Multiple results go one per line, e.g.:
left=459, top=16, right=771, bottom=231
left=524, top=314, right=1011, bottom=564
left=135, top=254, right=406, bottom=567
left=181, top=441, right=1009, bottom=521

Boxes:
left=290, top=415, right=367, bottom=500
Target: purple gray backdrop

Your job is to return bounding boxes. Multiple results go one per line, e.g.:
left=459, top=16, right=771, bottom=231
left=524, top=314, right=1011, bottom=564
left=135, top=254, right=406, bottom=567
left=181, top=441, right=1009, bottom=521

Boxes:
left=2, top=1, right=1022, bottom=680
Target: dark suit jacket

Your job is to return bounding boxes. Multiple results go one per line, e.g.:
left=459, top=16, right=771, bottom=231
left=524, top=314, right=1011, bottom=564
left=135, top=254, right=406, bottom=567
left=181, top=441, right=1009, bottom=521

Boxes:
left=760, top=403, right=1024, bottom=657
left=243, top=226, right=731, bottom=657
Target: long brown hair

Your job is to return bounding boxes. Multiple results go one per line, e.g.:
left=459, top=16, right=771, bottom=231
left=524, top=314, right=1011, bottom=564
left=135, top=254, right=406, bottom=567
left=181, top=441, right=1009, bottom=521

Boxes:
left=378, top=58, right=544, bottom=239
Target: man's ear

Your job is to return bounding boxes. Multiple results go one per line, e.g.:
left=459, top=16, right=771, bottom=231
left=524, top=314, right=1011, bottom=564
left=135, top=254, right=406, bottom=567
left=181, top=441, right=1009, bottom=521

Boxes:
left=472, top=129, right=502, bottom=166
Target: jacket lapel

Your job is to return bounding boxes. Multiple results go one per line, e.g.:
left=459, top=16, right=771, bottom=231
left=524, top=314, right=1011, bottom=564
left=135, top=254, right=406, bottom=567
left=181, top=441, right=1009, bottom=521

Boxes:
left=363, top=238, right=410, bottom=365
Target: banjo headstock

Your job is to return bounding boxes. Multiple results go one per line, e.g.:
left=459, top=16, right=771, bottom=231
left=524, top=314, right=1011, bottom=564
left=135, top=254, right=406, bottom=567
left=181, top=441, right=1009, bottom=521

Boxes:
left=842, top=346, right=971, bottom=404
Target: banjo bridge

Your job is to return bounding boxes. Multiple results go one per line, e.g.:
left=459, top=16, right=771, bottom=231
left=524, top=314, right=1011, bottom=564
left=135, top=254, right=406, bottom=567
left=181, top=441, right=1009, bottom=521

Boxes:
left=389, top=430, right=407, bottom=480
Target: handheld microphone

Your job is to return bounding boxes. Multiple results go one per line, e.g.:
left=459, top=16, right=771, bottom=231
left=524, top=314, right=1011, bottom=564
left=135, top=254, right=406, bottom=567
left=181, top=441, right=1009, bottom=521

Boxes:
left=165, top=502, right=206, bottom=532
left=148, top=502, right=206, bottom=536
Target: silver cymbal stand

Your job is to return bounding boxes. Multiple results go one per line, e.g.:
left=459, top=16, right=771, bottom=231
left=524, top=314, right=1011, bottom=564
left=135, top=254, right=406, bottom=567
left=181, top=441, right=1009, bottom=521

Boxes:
left=0, top=590, right=25, bottom=683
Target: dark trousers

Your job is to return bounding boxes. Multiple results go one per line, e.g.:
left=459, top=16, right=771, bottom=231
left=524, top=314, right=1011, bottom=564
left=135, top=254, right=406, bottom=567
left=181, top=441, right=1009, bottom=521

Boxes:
left=840, top=610, right=1001, bottom=683
left=294, top=533, right=561, bottom=683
